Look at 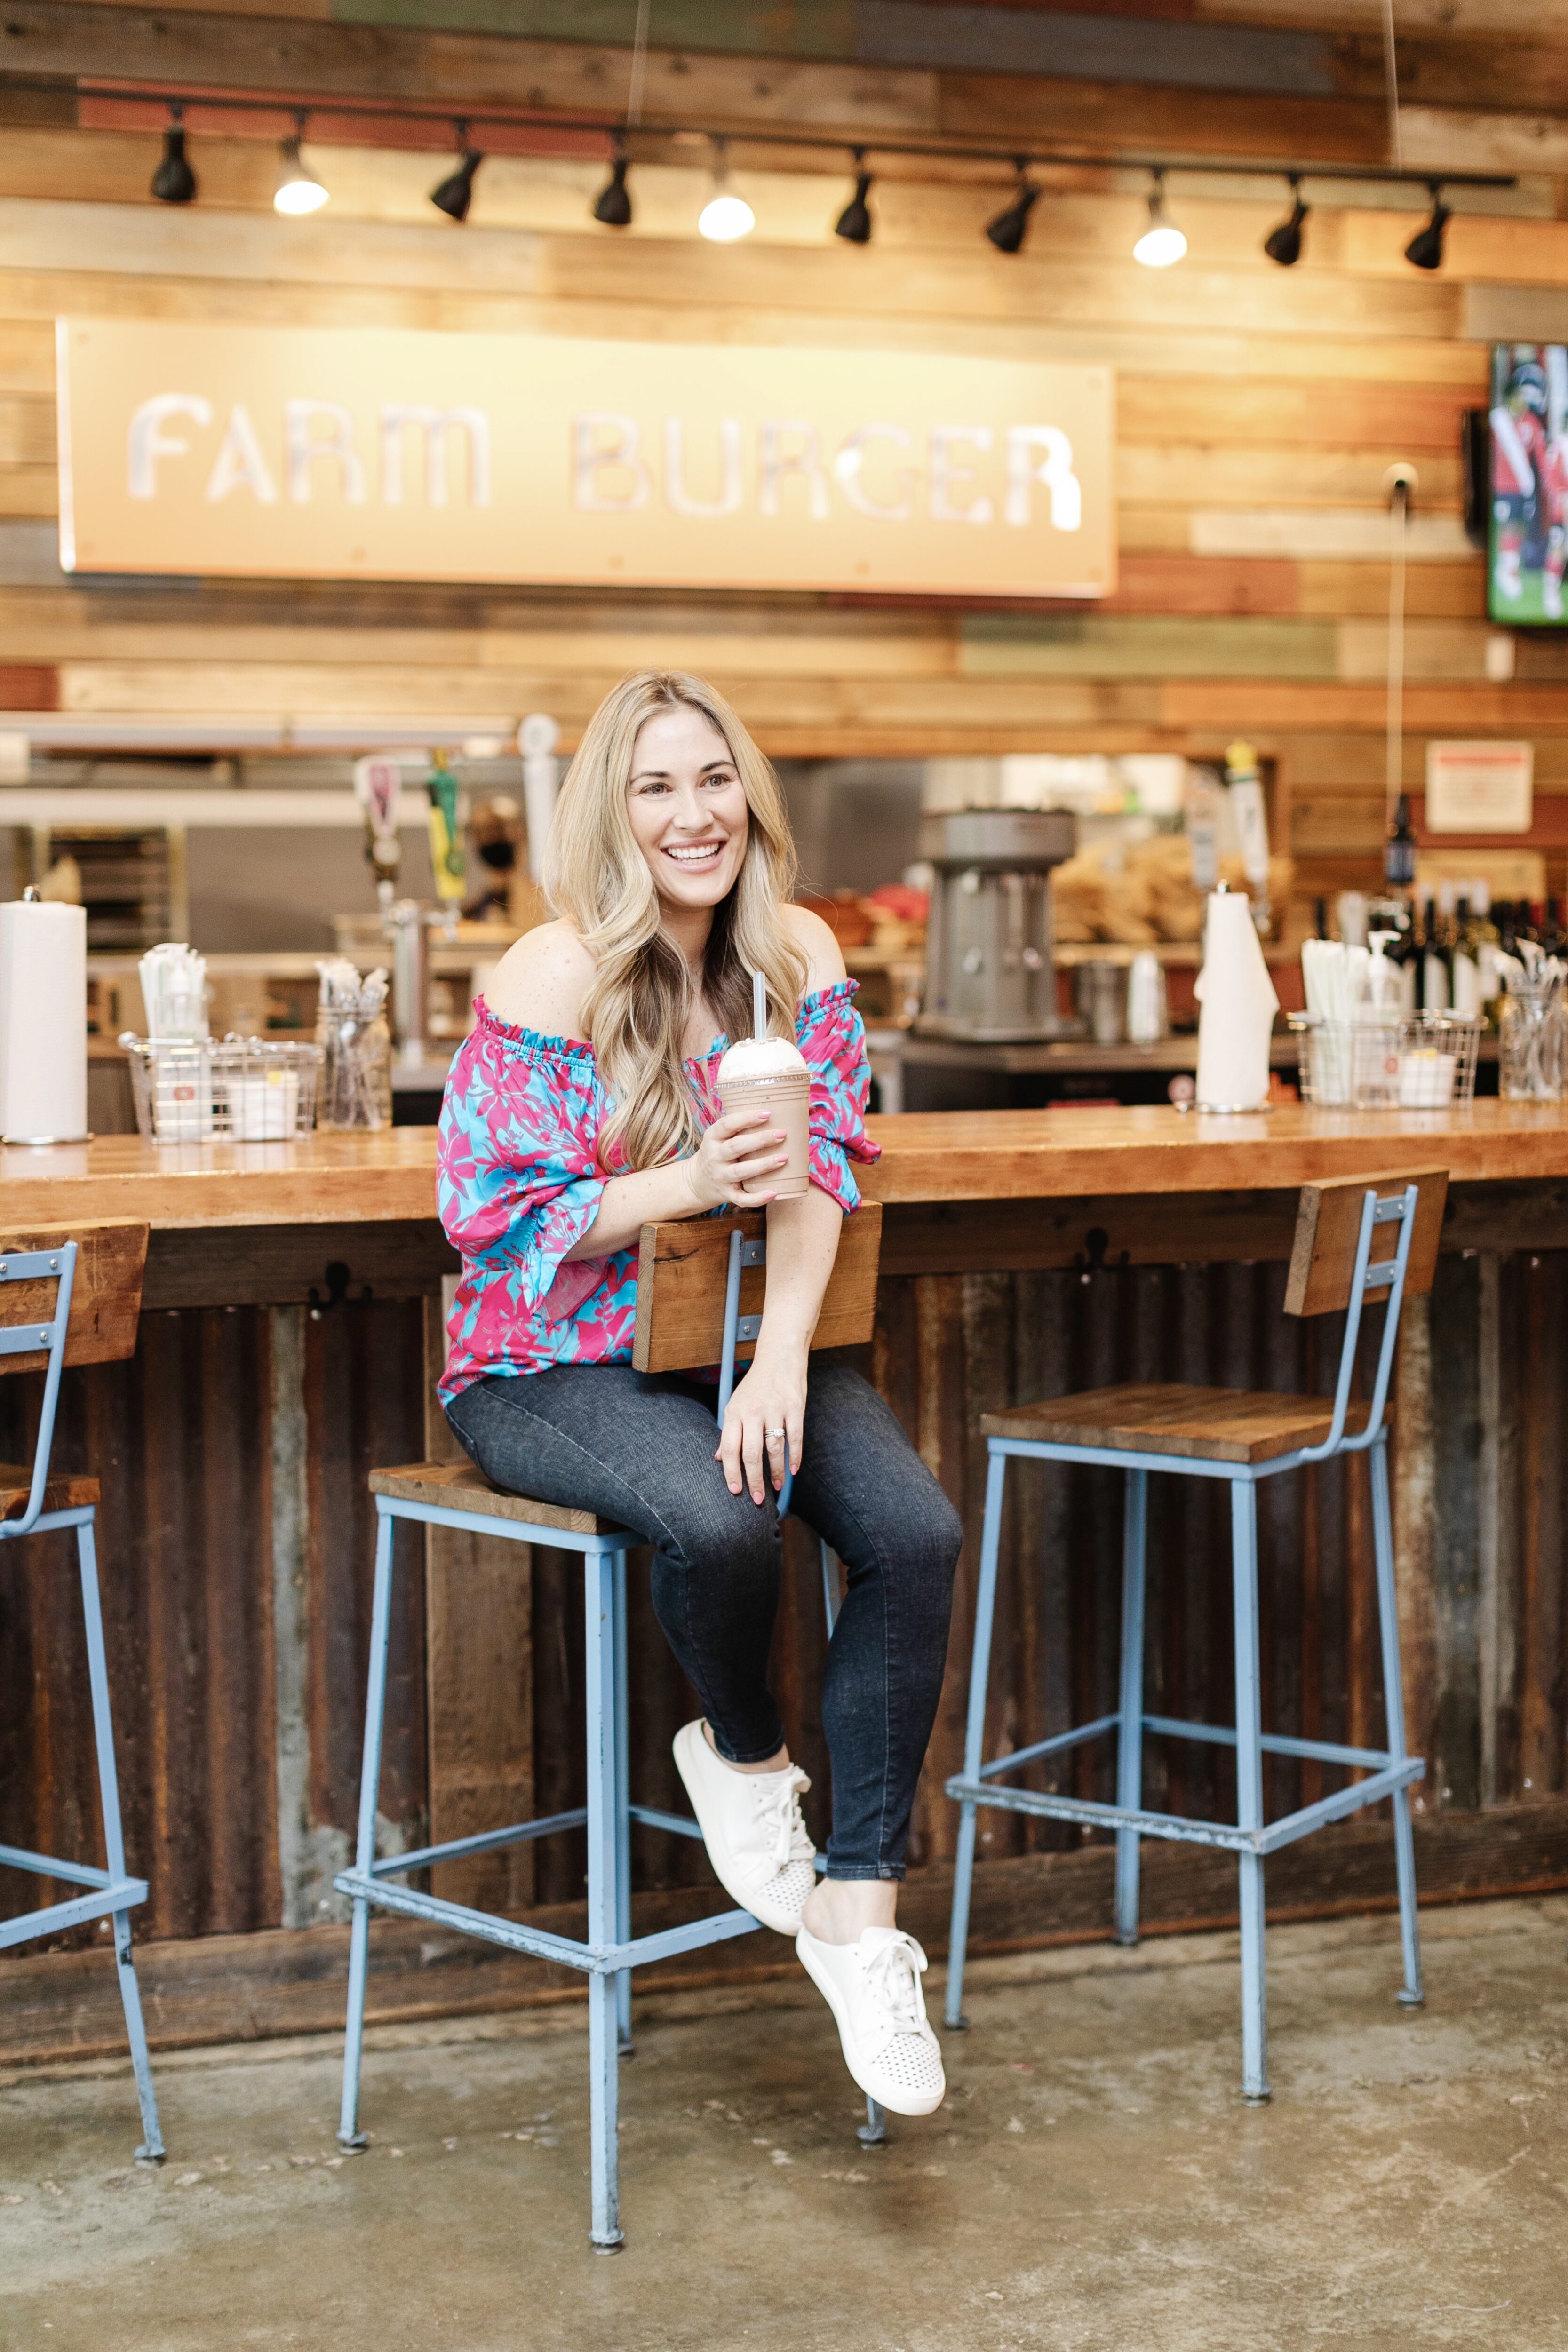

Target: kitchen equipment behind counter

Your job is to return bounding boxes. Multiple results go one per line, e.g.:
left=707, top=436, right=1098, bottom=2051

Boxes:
left=916, top=809, right=1081, bottom=1042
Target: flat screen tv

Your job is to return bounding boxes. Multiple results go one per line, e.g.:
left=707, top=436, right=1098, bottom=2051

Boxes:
left=1488, top=342, right=1568, bottom=624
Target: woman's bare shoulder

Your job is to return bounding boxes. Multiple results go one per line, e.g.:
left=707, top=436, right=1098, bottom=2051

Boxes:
left=780, top=901, right=847, bottom=992
left=482, top=921, right=596, bottom=1039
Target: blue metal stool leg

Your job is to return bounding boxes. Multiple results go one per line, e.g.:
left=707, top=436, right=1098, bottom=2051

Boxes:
left=945, top=1448, right=1007, bottom=2031
left=78, top=1515, right=164, bottom=2162
left=1230, top=1478, right=1270, bottom=2102
left=1114, top=1469, right=1148, bottom=1947
left=612, top=1549, right=634, bottom=2055
left=1371, top=1436, right=1424, bottom=2006
left=584, top=1543, right=624, bottom=2249
left=819, top=1537, right=840, bottom=1637
left=338, top=1507, right=396, bottom=2151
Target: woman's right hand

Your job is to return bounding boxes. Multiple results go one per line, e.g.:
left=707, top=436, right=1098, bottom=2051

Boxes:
left=683, top=1108, right=789, bottom=1213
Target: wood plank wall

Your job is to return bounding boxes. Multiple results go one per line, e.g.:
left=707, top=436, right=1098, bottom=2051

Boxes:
left=5, top=0, right=1568, bottom=900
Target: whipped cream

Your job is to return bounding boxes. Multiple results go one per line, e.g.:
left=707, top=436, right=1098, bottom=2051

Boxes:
left=716, top=1034, right=808, bottom=1083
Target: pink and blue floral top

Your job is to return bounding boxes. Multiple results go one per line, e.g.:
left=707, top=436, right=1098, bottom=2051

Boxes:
left=436, top=980, right=880, bottom=1403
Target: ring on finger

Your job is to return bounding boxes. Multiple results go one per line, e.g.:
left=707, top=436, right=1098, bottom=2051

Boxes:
left=764, top=1426, right=786, bottom=1445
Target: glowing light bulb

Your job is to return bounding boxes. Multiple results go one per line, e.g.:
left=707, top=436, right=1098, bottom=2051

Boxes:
left=1133, top=175, right=1185, bottom=269
left=699, top=190, right=755, bottom=243
left=275, top=135, right=328, bottom=216
left=1133, top=219, right=1186, bottom=267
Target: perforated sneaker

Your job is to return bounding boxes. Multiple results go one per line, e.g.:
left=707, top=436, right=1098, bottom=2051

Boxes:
left=795, top=1923, right=947, bottom=2117
left=672, top=1718, right=817, bottom=1935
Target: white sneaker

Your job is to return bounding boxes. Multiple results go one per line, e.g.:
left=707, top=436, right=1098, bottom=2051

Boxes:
left=672, top=1719, right=817, bottom=1935
left=795, top=1923, right=947, bottom=2117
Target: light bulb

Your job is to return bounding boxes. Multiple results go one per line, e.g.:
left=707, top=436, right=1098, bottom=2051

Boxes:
left=275, top=134, right=328, bottom=216
left=1133, top=220, right=1186, bottom=267
left=1133, top=179, right=1185, bottom=268
left=699, top=190, right=755, bottom=243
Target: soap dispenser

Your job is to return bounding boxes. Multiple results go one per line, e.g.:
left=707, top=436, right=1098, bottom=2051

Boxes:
left=1353, top=929, right=1403, bottom=1108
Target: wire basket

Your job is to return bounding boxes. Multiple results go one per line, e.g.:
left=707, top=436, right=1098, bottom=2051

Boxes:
left=1288, top=1014, right=1481, bottom=1110
left=120, top=1034, right=323, bottom=1142
left=1395, top=1012, right=1482, bottom=1108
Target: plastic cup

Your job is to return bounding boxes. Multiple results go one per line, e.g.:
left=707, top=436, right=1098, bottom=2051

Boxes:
left=716, top=1069, right=810, bottom=1199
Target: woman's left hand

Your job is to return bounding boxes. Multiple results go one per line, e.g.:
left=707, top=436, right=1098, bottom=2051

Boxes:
left=717, top=1345, right=807, bottom=1503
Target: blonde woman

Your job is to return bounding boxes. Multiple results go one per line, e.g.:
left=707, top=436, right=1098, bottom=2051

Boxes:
left=437, top=671, right=960, bottom=2117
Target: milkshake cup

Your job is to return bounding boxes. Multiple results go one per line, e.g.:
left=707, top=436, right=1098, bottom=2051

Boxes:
left=715, top=1034, right=811, bottom=1199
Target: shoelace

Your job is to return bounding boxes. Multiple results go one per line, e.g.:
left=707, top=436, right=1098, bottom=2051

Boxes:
left=756, top=1764, right=814, bottom=1873
left=863, top=1936, right=929, bottom=2036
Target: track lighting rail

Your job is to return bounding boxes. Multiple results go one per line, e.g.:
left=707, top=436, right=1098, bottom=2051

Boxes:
left=109, top=86, right=1518, bottom=192
left=123, top=82, right=1512, bottom=270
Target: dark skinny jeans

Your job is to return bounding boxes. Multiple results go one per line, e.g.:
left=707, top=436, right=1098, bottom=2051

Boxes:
left=444, top=1360, right=962, bottom=1881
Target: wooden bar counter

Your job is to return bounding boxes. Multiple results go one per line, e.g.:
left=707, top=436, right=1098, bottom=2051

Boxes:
left=3, top=1104, right=1566, bottom=2060
left=8, top=1098, right=1568, bottom=1226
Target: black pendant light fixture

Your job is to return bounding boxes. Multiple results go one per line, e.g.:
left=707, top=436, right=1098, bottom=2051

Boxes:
left=835, top=149, right=874, bottom=245
left=592, top=135, right=633, bottom=228
left=985, top=159, right=1038, bottom=255
left=150, top=102, right=197, bottom=205
left=430, top=125, right=483, bottom=223
left=274, top=112, right=328, bottom=215
left=1263, top=174, right=1309, bottom=266
left=1404, top=182, right=1449, bottom=271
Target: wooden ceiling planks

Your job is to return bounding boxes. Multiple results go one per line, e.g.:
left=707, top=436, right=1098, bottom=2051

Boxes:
left=2, top=0, right=1568, bottom=171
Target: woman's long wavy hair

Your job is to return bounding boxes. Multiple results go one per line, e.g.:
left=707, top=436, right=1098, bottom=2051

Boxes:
left=542, top=670, right=806, bottom=1171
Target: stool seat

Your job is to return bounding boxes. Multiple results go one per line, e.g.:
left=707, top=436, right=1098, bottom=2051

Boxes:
left=0, top=1465, right=99, bottom=1519
left=981, top=1383, right=1373, bottom=1466
left=368, top=1460, right=618, bottom=1534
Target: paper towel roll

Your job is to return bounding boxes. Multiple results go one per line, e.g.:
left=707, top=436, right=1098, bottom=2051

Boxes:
left=1194, top=888, right=1278, bottom=1112
left=0, top=899, right=88, bottom=1143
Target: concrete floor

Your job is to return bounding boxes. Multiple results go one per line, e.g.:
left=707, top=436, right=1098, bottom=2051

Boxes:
left=4, top=1895, right=1566, bottom=2352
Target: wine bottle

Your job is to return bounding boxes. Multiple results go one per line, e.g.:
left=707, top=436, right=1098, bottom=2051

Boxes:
left=1496, top=898, right=1518, bottom=959
left=1451, top=895, right=1480, bottom=1019
left=1422, top=891, right=1451, bottom=1014
left=1469, top=883, right=1503, bottom=1024
left=1384, top=793, right=1417, bottom=890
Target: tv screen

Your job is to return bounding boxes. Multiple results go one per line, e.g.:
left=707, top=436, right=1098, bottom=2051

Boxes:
left=1488, top=342, right=1568, bottom=624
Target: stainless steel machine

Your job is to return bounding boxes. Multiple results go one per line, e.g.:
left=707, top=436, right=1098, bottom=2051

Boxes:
left=916, top=809, right=1082, bottom=1041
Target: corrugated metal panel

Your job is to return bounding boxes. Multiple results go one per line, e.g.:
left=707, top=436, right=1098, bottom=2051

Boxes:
left=0, top=1298, right=425, bottom=1947
left=1, top=1256, right=1562, bottom=1950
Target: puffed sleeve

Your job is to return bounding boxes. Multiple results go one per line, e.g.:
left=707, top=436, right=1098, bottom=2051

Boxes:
left=796, top=980, right=882, bottom=1215
left=437, top=1020, right=609, bottom=1307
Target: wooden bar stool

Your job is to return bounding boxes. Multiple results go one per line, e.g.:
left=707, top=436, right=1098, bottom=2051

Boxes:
left=944, top=1170, right=1447, bottom=2102
left=0, top=1222, right=163, bottom=2161
left=335, top=1200, right=882, bottom=2248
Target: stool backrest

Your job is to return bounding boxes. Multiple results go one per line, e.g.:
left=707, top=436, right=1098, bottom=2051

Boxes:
left=631, top=1202, right=883, bottom=1378
left=1282, top=1169, right=1446, bottom=1462
left=0, top=1221, right=148, bottom=1538
left=1284, top=1169, right=1446, bottom=1318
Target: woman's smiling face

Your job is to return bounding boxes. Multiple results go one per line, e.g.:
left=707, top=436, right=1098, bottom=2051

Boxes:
left=625, top=705, right=750, bottom=913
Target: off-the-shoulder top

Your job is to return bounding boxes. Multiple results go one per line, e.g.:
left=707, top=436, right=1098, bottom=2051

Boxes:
left=436, top=980, right=880, bottom=1402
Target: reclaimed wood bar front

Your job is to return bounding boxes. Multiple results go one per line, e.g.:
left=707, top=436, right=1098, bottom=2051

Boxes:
left=3, top=1105, right=1566, bottom=2058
